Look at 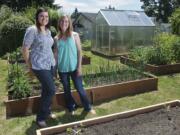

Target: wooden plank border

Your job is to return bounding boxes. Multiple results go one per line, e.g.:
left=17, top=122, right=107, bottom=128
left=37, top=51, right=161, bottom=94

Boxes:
left=120, top=55, right=180, bottom=75
left=5, top=74, right=157, bottom=117
left=36, top=100, right=180, bottom=135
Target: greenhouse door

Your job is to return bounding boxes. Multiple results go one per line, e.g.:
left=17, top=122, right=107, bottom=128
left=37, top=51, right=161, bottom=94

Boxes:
left=97, top=25, right=103, bottom=50
left=97, top=25, right=111, bottom=54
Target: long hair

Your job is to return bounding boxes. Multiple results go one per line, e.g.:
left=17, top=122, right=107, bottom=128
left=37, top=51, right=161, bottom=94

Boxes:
left=35, top=7, right=50, bottom=31
left=57, top=15, right=73, bottom=39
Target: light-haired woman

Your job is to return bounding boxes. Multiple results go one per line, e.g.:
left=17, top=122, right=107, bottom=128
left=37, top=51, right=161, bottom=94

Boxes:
left=54, top=15, right=96, bottom=115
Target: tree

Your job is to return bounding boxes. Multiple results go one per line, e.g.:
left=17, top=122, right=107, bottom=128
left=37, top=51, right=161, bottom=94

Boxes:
left=105, top=5, right=115, bottom=10
left=71, top=8, right=79, bottom=19
left=0, top=0, right=55, bottom=11
left=169, top=8, right=180, bottom=35
left=141, top=0, right=180, bottom=23
left=141, top=0, right=158, bottom=17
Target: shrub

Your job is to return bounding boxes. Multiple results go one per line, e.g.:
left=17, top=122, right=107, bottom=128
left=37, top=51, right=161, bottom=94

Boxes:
left=7, top=63, right=24, bottom=87
left=129, top=46, right=170, bottom=65
left=155, top=33, right=180, bottom=63
left=10, top=76, right=31, bottom=99
left=169, top=8, right=180, bottom=35
left=129, top=47, right=149, bottom=63
left=82, top=40, right=91, bottom=51
left=49, top=8, right=60, bottom=29
left=8, top=47, right=22, bottom=63
left=0, top=5, right=12, bottom=25
left=129, top=33, right=180, bottom=65
left=145, top=46, right=171, bottom=65
left=23, top=6, right=37, bottom=23
left=0, top=15, right=33, bottom=56
left=50, top=26, right=57, bottom=38
left=8, top=63, right=32, bottom=99
left=172, top=38, right=180, bottom=62
left=151, top=33, right=174, bottom=65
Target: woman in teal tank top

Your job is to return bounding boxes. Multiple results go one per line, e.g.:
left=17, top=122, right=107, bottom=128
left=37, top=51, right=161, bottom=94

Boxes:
left=54, top=15, right=96, bottom=115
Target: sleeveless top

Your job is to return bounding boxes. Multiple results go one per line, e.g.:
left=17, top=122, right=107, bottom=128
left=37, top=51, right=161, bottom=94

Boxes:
left=57, top=32, right=78, bottom=72
left=23, top=26, right=55, bottom=70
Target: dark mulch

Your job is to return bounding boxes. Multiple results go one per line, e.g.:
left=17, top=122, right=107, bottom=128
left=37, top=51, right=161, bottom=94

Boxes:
left=54, top=106, right=180, bottom=135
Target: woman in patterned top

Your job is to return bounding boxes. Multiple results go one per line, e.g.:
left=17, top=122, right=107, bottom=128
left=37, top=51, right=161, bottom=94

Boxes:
left=22, top=7, right=56, bottom=128
left=54, top=15, right=96, bottom=115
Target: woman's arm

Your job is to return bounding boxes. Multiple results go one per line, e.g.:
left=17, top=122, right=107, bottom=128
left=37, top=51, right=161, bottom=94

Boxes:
left=22, top=26, right=35, bottom=72
left=53, top=36, right=58, bottom=65
left=74, top=33, right=82, bottom=76
left=22, top=46, right=32, bottom=71
left=53, top=36, right=59, bottom=78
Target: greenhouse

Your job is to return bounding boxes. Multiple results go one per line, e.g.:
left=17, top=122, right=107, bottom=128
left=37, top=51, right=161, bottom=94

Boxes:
left=91, top=9, right=155, bottom=56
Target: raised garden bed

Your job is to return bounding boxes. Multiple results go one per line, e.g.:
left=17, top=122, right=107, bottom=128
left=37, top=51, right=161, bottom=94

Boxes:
left=5, top=90, right=92, bottom=118
left=36, top=100, right=180, bottom=135
left=5, top=73, right=158, bottom=118
left=120, top=55, right=180, bottom=75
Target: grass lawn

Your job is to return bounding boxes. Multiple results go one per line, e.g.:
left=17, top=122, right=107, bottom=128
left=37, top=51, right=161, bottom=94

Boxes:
left=0, top=56, right=180, bottom=135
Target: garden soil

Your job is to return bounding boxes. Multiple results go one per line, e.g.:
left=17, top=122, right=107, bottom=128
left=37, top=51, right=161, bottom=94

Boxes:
left=54, top=106, right=180, bottom=135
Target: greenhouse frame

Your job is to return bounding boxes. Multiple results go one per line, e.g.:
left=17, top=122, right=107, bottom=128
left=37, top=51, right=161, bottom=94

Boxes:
left=91, top=9, right=155, bottom=56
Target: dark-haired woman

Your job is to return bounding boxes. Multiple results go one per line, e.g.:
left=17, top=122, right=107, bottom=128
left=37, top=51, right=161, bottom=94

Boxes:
left=22, top=8, right=56, bottom=128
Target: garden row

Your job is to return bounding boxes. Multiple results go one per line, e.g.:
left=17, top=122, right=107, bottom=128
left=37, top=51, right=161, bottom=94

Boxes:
left=5, top=49, right=158, bottom=117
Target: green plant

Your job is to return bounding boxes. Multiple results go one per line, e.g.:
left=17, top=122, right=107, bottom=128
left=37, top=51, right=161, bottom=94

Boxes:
left=169, top=8, right=180, bottom=35
left=23, top=6, right=37, bottom=23
left=66, top=127, right=73, bottom=134
left=129, top=33, right=180, bottom=65
left=153, top=33, right=179, bottom=64
left=172, top=39, right=180, bottom=62
left=10, top=76, right=31, bottom=99
left=129, top=47, right=149, bottom=63
left=8, top=63, right=24, bottom=85
left=50, top=26, right=57, bottom=38
left=0, top=5, right=12, bottom=25
left=82, top=40, right=91, bottom=51
left=7, top=63, right=32, bottom=99
left=49, top=8, right=61, bottom=29
left=66, top=124, right=85, bottom=135
left=144, top=46, right=171, bottom=65
left=83, top=62, right=145, bottom=88
left=0, top=15, right=33, bottom=56
left=8, top=48, right=22, bottom=63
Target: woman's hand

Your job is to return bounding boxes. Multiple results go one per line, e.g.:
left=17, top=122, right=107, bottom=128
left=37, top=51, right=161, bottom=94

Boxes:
left=27, top=66, right=34, bottom=77
left=54, top=65, right=58, bottom=79
left=77, top=67, right=82, bottom=76
left=22, top=46, right=34, bottom=77
left=74, top=33, right=83, bottom=77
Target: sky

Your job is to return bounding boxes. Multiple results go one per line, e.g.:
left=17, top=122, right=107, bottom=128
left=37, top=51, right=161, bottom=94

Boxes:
left=54, top=0, right=144, bottom=14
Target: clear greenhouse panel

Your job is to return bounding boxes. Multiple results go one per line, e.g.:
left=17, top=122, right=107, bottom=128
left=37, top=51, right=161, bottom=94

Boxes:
left=100, top=10, right=155, bottom=27
left=109, top=26, right=155, bottom=54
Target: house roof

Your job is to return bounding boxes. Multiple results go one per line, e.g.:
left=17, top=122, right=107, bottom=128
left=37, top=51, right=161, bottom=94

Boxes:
left=73, top=12, right=97, bottom=25
left=80, top=12, right=97, bottom=22
left=99, top=9, right=155, bottom=26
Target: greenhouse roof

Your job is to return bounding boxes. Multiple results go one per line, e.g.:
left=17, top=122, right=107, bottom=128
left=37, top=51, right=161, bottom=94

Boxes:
left=99, top=9, right=155, bottom=26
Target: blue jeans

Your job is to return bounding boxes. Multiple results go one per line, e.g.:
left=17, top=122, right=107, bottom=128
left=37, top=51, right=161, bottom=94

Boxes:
left=33, top=67, right=55, bottom=121
left=59, top=70, right=91, bottom=112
